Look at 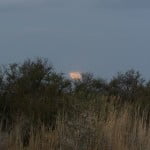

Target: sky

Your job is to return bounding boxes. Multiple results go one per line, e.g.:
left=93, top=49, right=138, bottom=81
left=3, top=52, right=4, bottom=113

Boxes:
left=0, top=0, right=150, bottom=79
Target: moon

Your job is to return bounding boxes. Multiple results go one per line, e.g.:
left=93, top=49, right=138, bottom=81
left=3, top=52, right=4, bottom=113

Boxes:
left=69, top=72, right=82, bottom=80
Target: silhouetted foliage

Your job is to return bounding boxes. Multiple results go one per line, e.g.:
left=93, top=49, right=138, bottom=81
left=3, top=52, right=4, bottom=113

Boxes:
left=0, top=58, right=71, bottom=129
left=0, top=58, right=149, bottom=133
left=109, top=69, right=145, bottom=101
left=73, top=73, right=108, bottom=98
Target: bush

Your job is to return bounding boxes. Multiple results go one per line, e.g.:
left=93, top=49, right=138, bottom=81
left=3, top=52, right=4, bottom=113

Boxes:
left=0, top=58, right=150, bottom=131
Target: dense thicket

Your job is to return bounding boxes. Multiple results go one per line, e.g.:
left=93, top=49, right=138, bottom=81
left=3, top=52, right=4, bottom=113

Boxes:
left=0, top=58, right=150, bottom=129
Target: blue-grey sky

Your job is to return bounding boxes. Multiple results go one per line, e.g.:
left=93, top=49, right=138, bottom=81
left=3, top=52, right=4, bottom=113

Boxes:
left=0, top=0, right=150, bottom=79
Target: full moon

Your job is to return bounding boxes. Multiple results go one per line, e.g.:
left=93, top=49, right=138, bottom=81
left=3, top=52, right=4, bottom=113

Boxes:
left=69, top=72, right=82, bottom=80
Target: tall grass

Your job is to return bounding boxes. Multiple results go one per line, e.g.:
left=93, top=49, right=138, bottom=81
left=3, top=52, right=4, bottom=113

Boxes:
left=0, top=96, right=149, bottom=150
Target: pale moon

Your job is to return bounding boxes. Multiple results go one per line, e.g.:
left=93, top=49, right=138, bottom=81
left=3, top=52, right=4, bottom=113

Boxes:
left=69, top=72, right=82, bottom=80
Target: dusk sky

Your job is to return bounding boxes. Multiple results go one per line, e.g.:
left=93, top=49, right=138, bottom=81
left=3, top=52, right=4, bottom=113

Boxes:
left=0, top=0, right=150, bottom=79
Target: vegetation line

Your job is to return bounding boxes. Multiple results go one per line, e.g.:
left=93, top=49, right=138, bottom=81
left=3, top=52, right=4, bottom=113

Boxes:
left=0, top=58, right=149, bottom=150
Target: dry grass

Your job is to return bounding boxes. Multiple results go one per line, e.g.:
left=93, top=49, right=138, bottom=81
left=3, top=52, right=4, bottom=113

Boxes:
left=0, top=97, right=150, bottom=150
